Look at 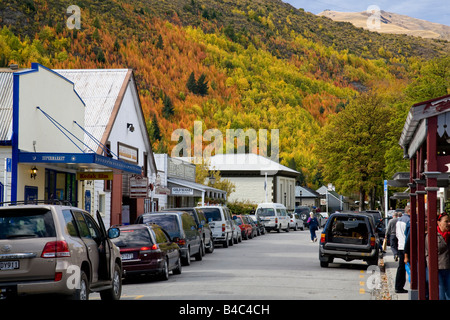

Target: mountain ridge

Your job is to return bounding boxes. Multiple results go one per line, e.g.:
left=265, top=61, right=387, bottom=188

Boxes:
left=318, top=9, right=450, bottom=41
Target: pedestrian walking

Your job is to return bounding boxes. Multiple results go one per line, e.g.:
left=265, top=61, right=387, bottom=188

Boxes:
left=386, top=211, right=400, bottom=261
left=307, top=212, right=319, bottom=242
left=395, top=204, right=410, bottom=294
left=426, top=212, right=450, bottom=300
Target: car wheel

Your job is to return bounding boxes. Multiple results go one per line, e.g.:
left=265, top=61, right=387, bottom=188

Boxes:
left=223, top=236, right=229, bottom=248
left=320, top=261, right=329, bottom=268
left=182, top=247, right=191, bottom=266
left=69, top=270, right=89, bottom=300
left=173, top=256, right=182, bottom=275
left=294, top=224, right=298, bottom=231
left=160, top=258, right=170, bottom=280
left=206, top=239, right=214, bottom=253
left=195, top=241, right=203, bottom=261
left=100, top=263, right=122, bottom=300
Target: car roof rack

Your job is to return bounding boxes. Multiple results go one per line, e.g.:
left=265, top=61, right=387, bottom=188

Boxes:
left=0, top=199, right=76, bottom=207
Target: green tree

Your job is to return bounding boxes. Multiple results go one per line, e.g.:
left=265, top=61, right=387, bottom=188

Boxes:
left=186, top=71, right=197, bottom=93
left=314, top=92, right=393, bottom=210
left=196, top=73, right=208, bottom=96
left=156, top=34, right=164, bottom=49
left=162, top=94, right=174, bottom=118
left=151, top=114, right=161, bottom=141
left=405, top=56, right=450, bottom=102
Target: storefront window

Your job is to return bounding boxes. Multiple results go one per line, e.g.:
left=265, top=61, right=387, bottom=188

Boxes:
left=45, top=169, right=77, bottom=206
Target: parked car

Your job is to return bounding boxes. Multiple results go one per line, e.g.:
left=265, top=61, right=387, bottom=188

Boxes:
left=360, top=210, right=385, bottom=240
left=294, top=206, right=311, bottom=228
left=163, top=207, right=214, bottom=254
left=233, top=215, right=252, bottom=240
left=248, top=215, right=266, bottom=235
left=196, top=206, right=233, bottom=248
left=111, top=224, right=181, bottom=280
left=246, top=216, right=258, bottom=238
left=0, top=204, right=122, bottom=300
left=231, top=219, right=242, bottom=244
left=288, top=212, right=304, bottom=231
left=319, top=212, right=380, bottom=267
left=255, top=203, right=289, bottom=233
left=318, top=212, right=329, bottom=228
left=136, top=211, right=203, bottom=266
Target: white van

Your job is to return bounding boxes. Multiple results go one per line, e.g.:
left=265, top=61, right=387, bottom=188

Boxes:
left=255, top=203, right=290, bottom=233
left=196, top=206, right=234, bottom=248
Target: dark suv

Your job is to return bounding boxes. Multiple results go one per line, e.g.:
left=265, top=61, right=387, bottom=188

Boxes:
left=163, top=207, right=214, bottom=254
left=319, top=212, right=380, bottom=267
left=136, top=212, right=203, bottom=266
left=295, top=206, right=311, bottom=227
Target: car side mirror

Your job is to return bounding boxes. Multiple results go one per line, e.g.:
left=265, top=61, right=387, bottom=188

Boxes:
left=232, top=215, right=237, bottom=220
left=107, top=227, right=120, bottom=239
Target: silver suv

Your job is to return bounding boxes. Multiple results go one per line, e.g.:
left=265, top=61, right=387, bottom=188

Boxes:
left=0, top=203, right=122, bottom=300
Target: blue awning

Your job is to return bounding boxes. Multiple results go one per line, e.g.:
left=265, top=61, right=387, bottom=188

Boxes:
left=18, top=151, right=141, bottom=174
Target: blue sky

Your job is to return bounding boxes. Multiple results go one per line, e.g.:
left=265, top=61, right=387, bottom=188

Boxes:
left=283, top=0, right=449, bottom=26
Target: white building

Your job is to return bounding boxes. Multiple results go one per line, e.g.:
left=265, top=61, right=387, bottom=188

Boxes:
left=0, top=63, right=157, bottom=227
left=206, top=153, right=299, bottom=209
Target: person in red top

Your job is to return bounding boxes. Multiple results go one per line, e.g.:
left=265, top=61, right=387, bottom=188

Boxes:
left=426, top=213, right=450, bottom=300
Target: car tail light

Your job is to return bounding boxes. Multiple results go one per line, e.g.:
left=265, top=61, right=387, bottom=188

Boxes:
left=222, top=224, right=226, bottom=232
left=370, top=236, right=376, bottom=247
left=320, top=233, right=326, bottom=244
left=275, top=218, right=278, bottom=224
left=176, top=238, right=186, bottom=246
left=41, top=241, right=71, bottom=258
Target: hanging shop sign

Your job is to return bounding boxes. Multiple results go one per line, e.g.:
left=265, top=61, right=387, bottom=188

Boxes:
left=130, top=176, right=149, bottom=198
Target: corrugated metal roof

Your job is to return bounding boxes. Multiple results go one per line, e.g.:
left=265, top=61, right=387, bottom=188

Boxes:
left=0, top=71, right=14, bottom=141
left=54, top=69, right=129, bottom=152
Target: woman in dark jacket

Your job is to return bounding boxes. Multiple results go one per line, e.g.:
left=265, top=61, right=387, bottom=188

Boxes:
left=307, top=212, right=319, bottom=242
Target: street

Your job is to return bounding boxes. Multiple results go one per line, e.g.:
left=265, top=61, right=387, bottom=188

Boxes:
left=94, top=228, right=375, bottom=300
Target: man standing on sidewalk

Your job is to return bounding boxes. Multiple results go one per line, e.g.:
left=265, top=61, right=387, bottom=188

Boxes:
left=395, top=204, right=410, bottom=294
left=386, top=211, right=401, bottom=261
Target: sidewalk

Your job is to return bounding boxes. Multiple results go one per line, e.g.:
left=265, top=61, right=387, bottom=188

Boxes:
left=382, top=250, right=409, bottom=300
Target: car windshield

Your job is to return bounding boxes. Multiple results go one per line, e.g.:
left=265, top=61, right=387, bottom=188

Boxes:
left=142, top=215, right=179, bottom=235
left=0, top=208, right=56, bottom=239
left=257, top=208, right=275, bottom=216
left=112, top=228, right=154, bottom=248
left=200, top=208, right=221, bottom=221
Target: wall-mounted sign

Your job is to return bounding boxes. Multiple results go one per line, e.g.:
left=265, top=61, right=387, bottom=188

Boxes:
left=130, top=176, right=148, bottom=198
left=118, top=142, right=138, bottom=164
left=172, top=187, right=194, bottom=195
left=77, top=172, right=113, bottom=180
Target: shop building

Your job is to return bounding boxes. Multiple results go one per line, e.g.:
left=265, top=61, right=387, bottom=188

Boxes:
left=0, top=63, right=156, bottom=227
left=153, top=154, right=227, bottom=209
left=398, top=93, right=450, bottom=300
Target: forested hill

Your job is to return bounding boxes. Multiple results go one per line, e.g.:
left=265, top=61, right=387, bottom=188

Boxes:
left=0, top=0, right=449, bottom=187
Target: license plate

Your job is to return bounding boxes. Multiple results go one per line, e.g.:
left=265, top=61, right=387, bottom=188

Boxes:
left=0, top=261, right=19, bottom=270
left=121, top=253, right=134, bottom=260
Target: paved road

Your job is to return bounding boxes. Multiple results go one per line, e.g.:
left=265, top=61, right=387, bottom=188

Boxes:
left=94, top=228, right=374, bottom=300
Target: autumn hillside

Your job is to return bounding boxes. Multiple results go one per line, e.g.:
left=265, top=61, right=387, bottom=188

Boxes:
left=0, top=0, right=449, bottom=188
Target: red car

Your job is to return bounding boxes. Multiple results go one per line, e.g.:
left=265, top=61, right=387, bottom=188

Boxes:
left=111, top=224, right=182, bottom=280
left=233, top=215, right=253, bottom=240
